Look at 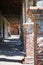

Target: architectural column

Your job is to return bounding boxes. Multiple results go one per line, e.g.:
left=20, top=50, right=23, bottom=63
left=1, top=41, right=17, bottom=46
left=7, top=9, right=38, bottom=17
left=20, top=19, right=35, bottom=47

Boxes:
left=0, top=15, right=4, bottom=39
left=2, top=16, right=9, bottom=39
left=23, top=0, right=34, bottom=64
left=23, top=2, right=35, bottom=64
left=22, top=0, right=29, bottom=23
left=22, top=0, right=25, bottom=23
left=25, top=0, right=29, bottom=23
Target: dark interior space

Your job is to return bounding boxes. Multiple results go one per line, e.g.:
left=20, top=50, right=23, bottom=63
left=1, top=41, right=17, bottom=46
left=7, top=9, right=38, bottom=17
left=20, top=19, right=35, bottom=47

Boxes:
left=0, top=0, right=25, bottom=63
left=0, top=0, right=22, bottom=16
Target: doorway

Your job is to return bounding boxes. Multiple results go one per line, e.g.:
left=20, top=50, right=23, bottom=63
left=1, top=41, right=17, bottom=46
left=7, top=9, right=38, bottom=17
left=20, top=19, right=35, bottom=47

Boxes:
left=0, top=0, right=24, bottom=51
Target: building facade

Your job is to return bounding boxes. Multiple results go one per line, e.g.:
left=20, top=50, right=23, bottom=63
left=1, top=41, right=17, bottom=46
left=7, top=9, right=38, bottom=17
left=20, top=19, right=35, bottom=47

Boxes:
left=0, top=0, right=43, bottom=65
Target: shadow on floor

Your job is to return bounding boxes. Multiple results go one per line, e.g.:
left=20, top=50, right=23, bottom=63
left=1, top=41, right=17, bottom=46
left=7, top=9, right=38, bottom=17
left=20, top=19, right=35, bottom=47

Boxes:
left=0, top=42, right=25, bottom=56
left=0, top=42, right=25, bottom=63
left=0, top=58, right=23, bottom=63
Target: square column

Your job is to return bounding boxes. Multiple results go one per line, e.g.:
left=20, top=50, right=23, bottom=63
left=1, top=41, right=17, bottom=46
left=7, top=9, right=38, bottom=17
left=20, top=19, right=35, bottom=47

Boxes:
left=23, top=22, right=34, bottom=64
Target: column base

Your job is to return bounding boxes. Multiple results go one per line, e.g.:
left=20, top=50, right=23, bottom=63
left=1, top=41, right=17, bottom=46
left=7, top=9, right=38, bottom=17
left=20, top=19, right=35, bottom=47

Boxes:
left=24, top=56, right=34, bottom=64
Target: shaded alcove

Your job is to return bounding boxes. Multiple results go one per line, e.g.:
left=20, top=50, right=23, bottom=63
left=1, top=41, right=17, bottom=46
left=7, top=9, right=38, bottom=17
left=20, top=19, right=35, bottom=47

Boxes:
left=0, top=0, right=24, bottom=51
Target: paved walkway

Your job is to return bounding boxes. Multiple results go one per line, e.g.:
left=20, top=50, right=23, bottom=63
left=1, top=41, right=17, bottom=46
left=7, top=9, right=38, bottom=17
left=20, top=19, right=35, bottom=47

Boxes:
left=0, top=43, right=25, bottom=65
left=0, top=61, right=34, bottom=65
left=0, top=62, right=22, bottom=65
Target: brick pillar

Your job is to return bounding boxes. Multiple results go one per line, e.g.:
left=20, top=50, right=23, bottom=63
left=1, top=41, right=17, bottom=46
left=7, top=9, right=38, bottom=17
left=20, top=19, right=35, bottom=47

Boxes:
left=23, top=23, right=34, bottom=64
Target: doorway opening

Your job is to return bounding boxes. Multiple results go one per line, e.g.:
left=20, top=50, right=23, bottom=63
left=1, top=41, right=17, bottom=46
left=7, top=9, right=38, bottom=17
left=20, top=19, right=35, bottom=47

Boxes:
left=0, top=0, right=24, bottom=51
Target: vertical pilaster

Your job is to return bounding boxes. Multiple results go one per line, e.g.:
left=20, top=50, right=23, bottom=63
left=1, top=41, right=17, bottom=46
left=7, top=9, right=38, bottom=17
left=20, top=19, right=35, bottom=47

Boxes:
left=22, top=0, right=25, bottom=23
left=25, top=0, right=29, bottom=23
left=23, top=0, right=34, bottom=64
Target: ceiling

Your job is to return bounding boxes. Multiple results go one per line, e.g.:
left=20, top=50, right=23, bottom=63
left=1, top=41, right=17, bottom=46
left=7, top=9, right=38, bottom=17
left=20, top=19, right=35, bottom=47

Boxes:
left=0, top=0, right=22, bottom=16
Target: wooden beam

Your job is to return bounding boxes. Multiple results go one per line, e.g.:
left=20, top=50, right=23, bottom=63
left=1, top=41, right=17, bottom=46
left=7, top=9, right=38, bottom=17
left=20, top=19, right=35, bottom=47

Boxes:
left=29, top=6, right=43, bottom=10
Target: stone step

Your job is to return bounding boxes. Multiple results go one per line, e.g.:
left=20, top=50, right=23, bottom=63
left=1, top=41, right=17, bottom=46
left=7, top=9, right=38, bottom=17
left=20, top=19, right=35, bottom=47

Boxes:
left=3, top=42, right=22, bottom=46
left=0, top=50, right=25, bottom=63
left=0, top=62, right=23, bottom=65
left=0, top=44, right=24, bottom=51
left=0, top=55, right=24, bottom=61
left=3, top=39, right=23, bottom=45
left=0, top=62, right=34, bottom=65
left=3, top=39, right=22, bottom=42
